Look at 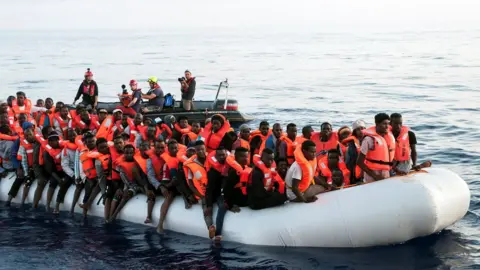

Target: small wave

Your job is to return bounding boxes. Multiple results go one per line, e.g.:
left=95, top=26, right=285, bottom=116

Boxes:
left=22, top=80, right=48, bottom=84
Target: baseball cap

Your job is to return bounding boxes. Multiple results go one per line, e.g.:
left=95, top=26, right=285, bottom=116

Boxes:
left=112, top=109, right=122, bottom=114
left=98, top=109, right=108, bottom=113
left=352, top=120, right=366, bottom=130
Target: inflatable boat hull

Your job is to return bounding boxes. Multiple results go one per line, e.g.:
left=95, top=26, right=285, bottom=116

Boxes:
left=0, top=168, right=470, bottom=248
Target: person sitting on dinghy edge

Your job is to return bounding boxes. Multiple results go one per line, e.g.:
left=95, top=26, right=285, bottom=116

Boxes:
left=286, top=140, right=327, bottom=203
left=141, top=77, right=164, bottom=113
left=344, top=119, right=366, bottom=185
left=390, top=113, right=418, bottom=176
left=356, top=113, right=395, bottom=183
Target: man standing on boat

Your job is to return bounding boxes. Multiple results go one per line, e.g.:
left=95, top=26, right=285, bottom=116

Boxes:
left=73, top=68, right=98, bottom=110
left=179, top=70, right=196, bottom=111
left=142, top=77, right=164, bottom=113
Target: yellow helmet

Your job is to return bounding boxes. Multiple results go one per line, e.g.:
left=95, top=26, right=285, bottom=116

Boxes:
left=147, top=76, right=158, bottom=83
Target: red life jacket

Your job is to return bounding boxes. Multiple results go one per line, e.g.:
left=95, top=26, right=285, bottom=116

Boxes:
left=116, top=159, right=137, bottom=183
left=11, top=98, right=32, bottom=117
left=393, top=126, right=411, bottom=162
left=18, top=139, right=34, bottom=167
left=317, top=156, right=350, bottom=186
left=251, top=154, right=285, bottom=194
left=174, top=123, right=192, bottom=135
left=310, top=132, right=340, bottom=161
left=83, top=81, right=96, bottom=96
left=73, top=114, right=100, bottom=131
left=80, top=149, right=97, bottom=179
left=54, top=113, right=70, bottom=138
left=147, top=151, right=165, bottom=181
left=109, top=145, right=123, bottom=180
left=199, top=114, right=231, bottom=153
left=43, top=144, right=63, bottom=171
left=159, top=123, right=172, bottom=141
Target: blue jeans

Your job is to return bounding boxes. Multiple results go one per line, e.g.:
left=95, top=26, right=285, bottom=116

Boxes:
left=215, top=195, right=227, bottom=236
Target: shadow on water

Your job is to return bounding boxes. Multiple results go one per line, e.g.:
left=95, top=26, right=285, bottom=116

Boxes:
left=0, top=205, right=478, bottom=269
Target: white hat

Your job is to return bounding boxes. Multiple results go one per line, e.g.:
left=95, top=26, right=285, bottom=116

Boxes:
left=112, top=109, right=123, bottom=114
left=352, top=119, right=366, bottom=130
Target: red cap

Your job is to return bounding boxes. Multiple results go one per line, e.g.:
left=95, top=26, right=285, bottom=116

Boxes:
left=84, top=68, right=93, bottom=77
left=129, top=79, right=137, bottom=86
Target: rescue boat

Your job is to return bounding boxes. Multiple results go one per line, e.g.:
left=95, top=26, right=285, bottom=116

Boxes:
left=68, top=80, right=254, bottom=127
left=0, top=167, right=470, bottom=248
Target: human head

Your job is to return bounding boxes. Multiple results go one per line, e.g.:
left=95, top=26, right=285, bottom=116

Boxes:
left=129, top=79, right=138, bottom=91
left=194, top=140, right=206, bottom=159
left=0, top=124, right=12, bottom=135
left=67, top=128, right=77, bottom=142
left=96, top=138, right=109, bottom=155
left=164, top=115, right=176, bottom=125
left=83, top=132, right=96, bottom=150
left=16, top=91, right=26, bottom=106
left=167, top=139, right=179, bottom=156
left=272, top=123, right=282, bottom=139
left=352, top=119, right=366, bottom=138
left=286, top=123, right=297, bottom=140
left=84, top=68, right=93, bottom=82
left=123, top=144, right=135, bottom=162
left=301, top=140, right=316, bottom=161
left=41, top=126, right=54, bottom=138
left=147, top=125, right=157, bottom=138
left=55, top=101, right=64, bottom=111
left=97, top=109, right=108, bottom=122
left=390, top=113, right=403, bottom=134
left=113, top=136, right=125, bottom=152
left=215, top=147, right=227, bottom=165
left=45, top=98, right=54, bottom=109
left=153, top=139, right=166, bottom=156
left=148, top=76, right=158, bottom=88
left=112, top=109, right=123, bottom=121
left=24, top=128, right=36, bottom=143
left=239, top=124, right=250, bottom=140
left=76, top=104, right=86, bottom=115
left=0, top=102, right=7, bottom=113
left=327, top=149, right=341, bottom=168
left=185, top=70, right=192, bottom=80
left=261, top=148, right=275, bottom=168
left=331, top=169, right=344, bottom=188
left=121, top=114, right=129, bottom=125
left=178, top=116, right=189, bottom=128
left=7, top=96, right=15, bottom=107
left=191, top=121, right=201, bottom=134
left=302, top=125, right=314, bottom=139
left=0, top=113, right=7, bottom=125
left=259, top=121, right=270, bottom=136
left=36, top=99, right=45, bottom=107
left=187, top=147, right=196, bottom=158
left=134, top=113, right=143, bottom=125
left=337, top=126, right=351, bottom=142
left=320, top=122, right=332, bottom=139
left=139, top=140, right=151, bottom=155
left=17, top=113, right=27, bottom=126
left=234, top=147, right=249, bottom=167
left=276, top=158, right=288, bottom=175
left=47, top=132, right=60, bottom=148
left=60, top=106, right=69, bottom=119
left=211, top=115, right=224, bottom=133
left=374, top=113, right=390, bottom=135
left=144, top=117, right=153, bottom=126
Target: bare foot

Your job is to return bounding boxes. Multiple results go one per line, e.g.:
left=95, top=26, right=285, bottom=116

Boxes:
left=53, top=208, right=59, bottom=214
left=144, top=217, right=152, bottom=224
left=156, top=226, right=164, bottom=234
left=208, top=225, right=216, bottom=239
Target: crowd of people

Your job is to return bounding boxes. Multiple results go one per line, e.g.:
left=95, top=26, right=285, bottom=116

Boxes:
left=0, top=70, right=430, bottom=243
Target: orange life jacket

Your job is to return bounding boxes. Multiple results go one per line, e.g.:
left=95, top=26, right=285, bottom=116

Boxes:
left=80, top=149, right=98, bottom=179
left=341, top=135, right=362, bottom=179
left=37, top=107, right=55, bottom=128
left=17, top=139, right=34, bottom=167
left=295, top=135, right=308, bottom=145
left=139, top=125, right=161, bottom=144
left=199, top=114, right=231, bottom=153
left=249, top=129, right=271, bottom=144
left=251, top=154, right=285, bottom=194
left=116, top=159, right=137, bottom=183
left=147, top=151, right=165, bottom=181
left=310, top=132, right=339, bottom=161
left=181, top=131, right=199, bottom=145
left=159, top=123, right=172, bottom=141
left=183, top=155, right=208, bottom=199
left=96, top=115, right=114, bottom=139
left=120, top=93, right=132, bottom=107
left=6, top=107, right=15, bottom=128
left=160, top=152, right=180, bottom=172
left=53, top=112, right=70, bottom=138
left=72, top=114, right=100, bottom=131
left=232, top=165, right=252, bottom=196
left=393, top=126, right=411, bottom=162
left=87, top=151, right=111, bottom=180
left=129, top=123, right=143, bottom=142
left=109, top=145, right=122, bottom=180
left=174, top=123, right=192, bottom=135
left=11, top=98, right=32, bottom=117
left=133, top=152, right=148, bottom=175
left=74, top=135, right=86, bottom=151
left=279, top=136, right=297, bottom=165
left=0, top=133, right=19, bottom=141
left=42, top=144, right=63, bottom=171
left=238, top=138, right=250, bottom=150
left=364, top=127, right=395, bottom=171
left=317, top=156, right=350, bottom=185
left=293, top=145, right=317, bottom=193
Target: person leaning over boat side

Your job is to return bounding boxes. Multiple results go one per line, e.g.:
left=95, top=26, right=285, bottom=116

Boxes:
left=104, top=135, right=125, bottom=221
left=73, top=68, right=98, bottom=110
left=247, top=148, right=287, bottom=210
left=311, top=122, right=341, bottom=161
left=390, top=113, right=418, bottom=175
left=286, top=140, right=326, bottom=203
left=179, top=70, right=196, bottom=111
left=357, top=113, right=395, bottom=183
left=232, top=124, right=251, bottom=155
left=78, top=132, right=99, bottom=216
left=142, top=77, right=164, bottom=113
left=344, top=120, right=365, bottom=185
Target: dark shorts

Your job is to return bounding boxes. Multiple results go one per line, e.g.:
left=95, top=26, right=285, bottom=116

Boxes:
left=106, top=180, right=124, bottom=200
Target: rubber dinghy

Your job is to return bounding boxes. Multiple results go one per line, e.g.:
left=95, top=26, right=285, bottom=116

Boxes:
left=0, top=167, right=470, bottom=248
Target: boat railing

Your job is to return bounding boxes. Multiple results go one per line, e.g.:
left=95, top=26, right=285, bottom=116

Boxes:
left=213, top=79, right=229, bottom=109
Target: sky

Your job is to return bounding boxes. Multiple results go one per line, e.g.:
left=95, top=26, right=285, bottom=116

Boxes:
left=1, top=0, right=479, bottom=32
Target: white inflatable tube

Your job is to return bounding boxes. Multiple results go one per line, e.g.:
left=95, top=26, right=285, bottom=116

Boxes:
left=0, top=167, right=470, bottom=248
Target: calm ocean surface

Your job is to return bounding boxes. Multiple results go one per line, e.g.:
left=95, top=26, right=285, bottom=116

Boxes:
left=0, top=28, right=479, bottom=269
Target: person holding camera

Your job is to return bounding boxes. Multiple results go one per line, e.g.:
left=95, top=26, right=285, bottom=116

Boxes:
left=142, top=77, right=164, bottom=113
left=179, top=70, right=196, bottom=111
left=117, top=80, right=142, bottom=116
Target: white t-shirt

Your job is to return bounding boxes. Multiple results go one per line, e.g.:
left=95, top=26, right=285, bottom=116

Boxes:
left=285, top=162, right=303, bottom=189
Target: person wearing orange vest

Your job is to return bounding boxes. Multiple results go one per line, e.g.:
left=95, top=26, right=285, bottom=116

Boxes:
left=5, top=126, right=36, bottom=207
left=81, top=138, right=112, bottom=218
left=390, top=113, right=418, bottom=175
left=199, top=114, right=232, bottom=153
left=36, top=97, right=55, bottom=129
left=247, top=148, right=287, bottom=210
left=344, top=119, right=366, bottom=184
left=204, top=147, right=229, bottom=241
left=95, top=108, right=108, bottom=125
left=104, top=135, right=125, bottom=221
left=337, top=125, right=352, bottom=157
left=73, top=68, right=98, bottom=109
left=249, top=121, right=270, bottom=156
left=280, top=123, right=298, bottom=165
left=0, top=124, right=17, bottom=175
left=40, top=132, right=65, bottom=212
left=357, top=113, right=396, bottom=183
left=317, top=149, right=350, bottom=188
left=181, top=120, right=202, bottom=146
left=223, top=147, right=250, bottom=212
left=310, top=122, right=340, bottom=161
left=259, top=123, right=287, bottom=160
left=232, top=124, right=251, bottom=156
left=31, top=126, right=54, bottom=209
left=78, top=132, right=99, bottom=215
left=144, top=139, right=167, bottom=224
left=276, top=158, right=289, bottom=181
left=70, top=105, right=100, bottom=134
left=285, top=140, right=326, bottom=203
left=53, top=106, right=71, bottom=138
left=135, top=124, right=163, bottom=148
left=296, top=125, right=314, bottom=145
left=172, top=116, right=191, bottom=142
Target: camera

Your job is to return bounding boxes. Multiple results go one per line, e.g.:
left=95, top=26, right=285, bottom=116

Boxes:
left=178, top=77, right=185, bottom=82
